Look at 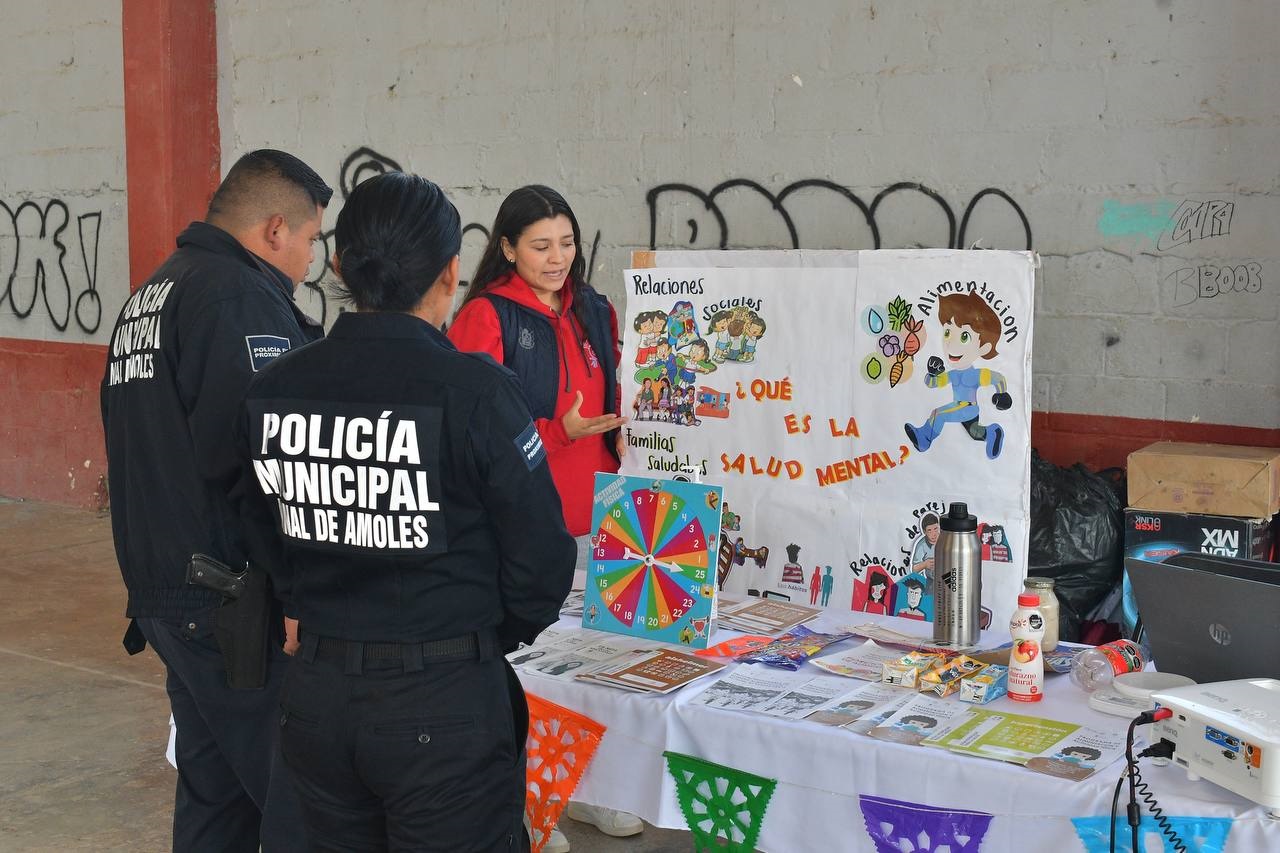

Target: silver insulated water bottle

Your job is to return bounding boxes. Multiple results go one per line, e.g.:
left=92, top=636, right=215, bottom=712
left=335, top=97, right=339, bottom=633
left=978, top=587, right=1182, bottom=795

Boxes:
left=932, top=502, right=982, bottom=647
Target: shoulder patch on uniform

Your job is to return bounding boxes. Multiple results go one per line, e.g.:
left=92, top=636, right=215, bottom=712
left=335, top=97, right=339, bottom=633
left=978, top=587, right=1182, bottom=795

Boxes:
left=245, top=335, right=291, bottom=372
left=514, top=421, right=545, bottom=470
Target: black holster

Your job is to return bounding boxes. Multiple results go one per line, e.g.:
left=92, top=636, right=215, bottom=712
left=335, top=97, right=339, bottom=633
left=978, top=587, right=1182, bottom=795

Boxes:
left=213, top=565, right=271, bottom=690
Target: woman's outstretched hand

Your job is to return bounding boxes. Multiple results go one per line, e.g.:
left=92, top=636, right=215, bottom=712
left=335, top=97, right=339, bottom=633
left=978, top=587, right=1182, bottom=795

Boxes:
left=562, top=390, right=627, bottom=440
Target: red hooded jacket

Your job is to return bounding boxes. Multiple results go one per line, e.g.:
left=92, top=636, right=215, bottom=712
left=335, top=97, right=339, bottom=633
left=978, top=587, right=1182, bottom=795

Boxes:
left=448, top=273, right=621, bottom=536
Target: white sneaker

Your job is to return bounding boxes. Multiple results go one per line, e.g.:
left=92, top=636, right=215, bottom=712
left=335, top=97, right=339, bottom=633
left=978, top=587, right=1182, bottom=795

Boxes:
left=564, top=802, right=644, bottom=837
left=542, top=825, right=570, bottom=853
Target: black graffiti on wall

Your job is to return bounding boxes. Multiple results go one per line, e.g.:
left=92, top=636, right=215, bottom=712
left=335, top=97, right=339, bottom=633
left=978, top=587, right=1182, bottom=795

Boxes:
left=301, top=147, right=601, bottom=325
left=1156, top=198, right=1233, bottom=252
left=646, top=180, right=1031, bottom=251
left=0, top=199, right=103, bottom=334
left=300, top=150, right=1032, bottom=324
left=296, top=147, right=405, bottom=324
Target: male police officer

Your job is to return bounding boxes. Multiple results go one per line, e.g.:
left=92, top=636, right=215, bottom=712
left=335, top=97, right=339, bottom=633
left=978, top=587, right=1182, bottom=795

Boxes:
left=235, top=172, right=576, bottom=851
left=101, top=149, right=331, bottom=852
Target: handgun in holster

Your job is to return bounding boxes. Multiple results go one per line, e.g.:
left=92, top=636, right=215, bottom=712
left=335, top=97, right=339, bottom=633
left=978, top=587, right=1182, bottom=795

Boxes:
left=186, top=553, right=270, bottom=690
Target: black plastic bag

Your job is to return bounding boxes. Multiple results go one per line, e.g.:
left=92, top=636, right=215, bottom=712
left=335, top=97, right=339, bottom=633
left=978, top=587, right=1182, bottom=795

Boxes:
left=1026, top=450, right=1126, bottom=643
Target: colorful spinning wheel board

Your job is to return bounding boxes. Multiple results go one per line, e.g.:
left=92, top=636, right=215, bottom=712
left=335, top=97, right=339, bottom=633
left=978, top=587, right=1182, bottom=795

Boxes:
left=583, top=473, right=723, bottom=648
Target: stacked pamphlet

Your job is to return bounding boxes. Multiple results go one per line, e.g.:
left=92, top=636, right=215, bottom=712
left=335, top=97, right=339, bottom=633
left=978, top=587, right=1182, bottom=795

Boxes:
left=861, top=694, right=1126, bottom=780
left=509, top=627, right=724, bottom=694
left=576, top=648, right=726, bottom=694
left=810, top=639, right=906, bottom=680
left=718, top=597, right=823, bottom=634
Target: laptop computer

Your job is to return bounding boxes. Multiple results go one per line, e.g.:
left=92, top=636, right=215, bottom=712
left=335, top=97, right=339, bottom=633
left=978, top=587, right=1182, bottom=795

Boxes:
left=1125, top=553, right=1280, bottom=684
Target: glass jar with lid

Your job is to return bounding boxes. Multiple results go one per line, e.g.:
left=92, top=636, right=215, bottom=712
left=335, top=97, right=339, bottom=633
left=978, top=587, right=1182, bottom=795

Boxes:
left=1022, top=577, right=1059, bottom=651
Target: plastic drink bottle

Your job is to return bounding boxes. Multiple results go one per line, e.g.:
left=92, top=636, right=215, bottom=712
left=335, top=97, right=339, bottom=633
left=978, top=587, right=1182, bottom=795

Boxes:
left=1068, top=639, right=1148, bottom=693
left=1008, top=592, right=1045, bottom=702
left=932, top=502, right=982, bottom=647
left=1022, top=576, right=1059, bottom=651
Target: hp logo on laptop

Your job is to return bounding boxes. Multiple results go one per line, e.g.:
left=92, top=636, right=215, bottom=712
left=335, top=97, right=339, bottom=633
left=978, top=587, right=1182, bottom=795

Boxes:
left=1208, top=623, right=1232, bottom=646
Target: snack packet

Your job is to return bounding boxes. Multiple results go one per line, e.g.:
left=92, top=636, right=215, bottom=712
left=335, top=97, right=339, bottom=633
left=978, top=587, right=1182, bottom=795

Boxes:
left=959, top=664, right=1009, bottom=704
left=695, top=635, right=774, bottom=658
left=918, top=655, right=987, bottom=697
left=881, top=652, right=946, bottom=688
left=735, top=625, right=853, bottom=670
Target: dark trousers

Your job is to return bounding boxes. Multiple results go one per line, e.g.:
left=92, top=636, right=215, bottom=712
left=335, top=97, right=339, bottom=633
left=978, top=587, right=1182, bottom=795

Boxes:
left=138, top=610, right=308, bottom=852
left=278, top=634, right=530, bottom=852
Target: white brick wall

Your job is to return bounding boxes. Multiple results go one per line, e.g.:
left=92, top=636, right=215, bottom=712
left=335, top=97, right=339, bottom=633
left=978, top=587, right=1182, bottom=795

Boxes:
left=0, top=1, right=127, bottom=345
left=220, top=0, right=1280, bottom=429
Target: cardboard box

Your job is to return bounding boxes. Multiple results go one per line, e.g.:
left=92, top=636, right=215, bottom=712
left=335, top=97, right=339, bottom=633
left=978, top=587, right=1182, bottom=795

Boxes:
left=1124, top=509, right=1275, bottom=562
left=1127, top=442, right=1280, bottom=518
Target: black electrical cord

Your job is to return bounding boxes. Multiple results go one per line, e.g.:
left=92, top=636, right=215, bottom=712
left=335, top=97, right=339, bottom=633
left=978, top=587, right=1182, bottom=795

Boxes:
left=1109, top=708, right=1187, bottom=853
left=1109, top=768, right=1126, bottom=853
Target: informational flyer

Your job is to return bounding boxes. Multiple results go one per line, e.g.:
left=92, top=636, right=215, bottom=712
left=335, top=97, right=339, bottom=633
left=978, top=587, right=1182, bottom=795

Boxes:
left=521, top=636, right=650, bottom=682
left=810, top=640, right=907, bottom=680
left=867, top=695, right=973, bottom=746
left=758, top=674, right=855, bottom=719
left=618, top=250, right=1035, bottom=629
left=806, top=682, right=912, bottom=727
left=688, top=665, right=811, bottom=712
left=922, top=707, right=1125, bottom=780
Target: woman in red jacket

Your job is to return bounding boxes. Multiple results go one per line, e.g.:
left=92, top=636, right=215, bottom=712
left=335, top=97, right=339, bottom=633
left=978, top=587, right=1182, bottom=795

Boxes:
left=447, top=186, right=640, bottom=851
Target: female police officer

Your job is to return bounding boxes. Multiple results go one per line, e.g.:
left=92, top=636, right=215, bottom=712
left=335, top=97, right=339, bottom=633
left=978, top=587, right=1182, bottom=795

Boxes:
left=234, top=172, right=576, bottom=851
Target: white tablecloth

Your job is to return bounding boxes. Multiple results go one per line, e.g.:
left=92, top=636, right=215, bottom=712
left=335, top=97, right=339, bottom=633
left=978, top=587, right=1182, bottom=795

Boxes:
left=518, top=611, right=1280, bottom=852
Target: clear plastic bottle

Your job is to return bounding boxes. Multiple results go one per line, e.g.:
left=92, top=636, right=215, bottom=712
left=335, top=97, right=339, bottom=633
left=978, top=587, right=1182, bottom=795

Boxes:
left=1022, top=577, right=1059, bottom=651
left=1008, top=592, right=1045, bottom=702
left=1068, top=639, right=1147, bottom=693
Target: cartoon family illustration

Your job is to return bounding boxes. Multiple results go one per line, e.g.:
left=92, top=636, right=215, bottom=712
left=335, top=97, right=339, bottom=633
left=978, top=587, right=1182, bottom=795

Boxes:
left=904, top=291, right=1012, bottom=460
left=631, top=301, right=769, bottom=426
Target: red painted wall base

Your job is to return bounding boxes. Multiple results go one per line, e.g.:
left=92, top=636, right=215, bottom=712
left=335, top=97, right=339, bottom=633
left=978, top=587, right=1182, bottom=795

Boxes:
left=1, top=337, right=1274, bottom=511
left=1032, top=411, right=1280, bottom=474
left=0, top=338, right=108, bottom=508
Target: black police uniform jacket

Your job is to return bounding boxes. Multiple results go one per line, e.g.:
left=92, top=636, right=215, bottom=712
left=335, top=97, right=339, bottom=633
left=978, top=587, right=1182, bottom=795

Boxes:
left=234, top=311, right=576, bottom=650
left=100, top=222, right=322, bottom=618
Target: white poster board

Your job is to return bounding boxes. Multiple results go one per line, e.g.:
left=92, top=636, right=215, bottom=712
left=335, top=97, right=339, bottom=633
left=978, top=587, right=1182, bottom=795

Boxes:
left=618, top=249, right=1035, bottom=629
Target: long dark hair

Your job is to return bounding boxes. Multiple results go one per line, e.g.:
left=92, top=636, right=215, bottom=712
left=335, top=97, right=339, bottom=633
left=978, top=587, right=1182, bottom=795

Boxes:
left=333, top=172, right=461, bottom=312
left=462, top=185, right=590, bottom=333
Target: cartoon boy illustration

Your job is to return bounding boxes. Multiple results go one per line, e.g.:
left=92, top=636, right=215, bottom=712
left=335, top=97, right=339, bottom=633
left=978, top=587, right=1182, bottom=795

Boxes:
left=1052, top=745, right=1101, bottom=768
left=893, top=714, right=938, bottom=736
left=911, top=512, right=940, bottom=584
left=820, top=565, right=834, bottom=607
left=675, top=338, right=716, bottom=386
left=742, top=315, right=766, bottom=362
left=709, top=310, right=732, bottom=363
left=633, top=310, right=666, bottom=366
left=634, top=338, right=672, bottom=385
left=725, top=314, right=748, bottom=361
left=896, top=577, right=927, bottom=620
left=904, top=291, right=1012, bottom=459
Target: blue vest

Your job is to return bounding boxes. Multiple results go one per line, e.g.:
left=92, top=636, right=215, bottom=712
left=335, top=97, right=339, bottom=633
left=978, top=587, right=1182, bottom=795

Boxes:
left=480, top=287, right=620, bottom=463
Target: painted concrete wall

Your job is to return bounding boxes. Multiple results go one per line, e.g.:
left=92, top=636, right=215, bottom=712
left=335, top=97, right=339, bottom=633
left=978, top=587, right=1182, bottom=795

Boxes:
left=218, top=0, right=1280, bottom=440
left=3, top=0, right=1277, bottom=505
left=0, top=1, right=128, bottom=504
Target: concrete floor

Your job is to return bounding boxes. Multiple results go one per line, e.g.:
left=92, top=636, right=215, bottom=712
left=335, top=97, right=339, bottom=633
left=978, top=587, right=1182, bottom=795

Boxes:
left=0, top=499, right=690, bottom=852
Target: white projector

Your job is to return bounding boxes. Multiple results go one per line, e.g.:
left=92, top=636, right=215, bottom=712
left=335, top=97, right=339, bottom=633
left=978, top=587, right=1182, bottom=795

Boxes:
left=1151, top=679, right=1280, bottom=816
